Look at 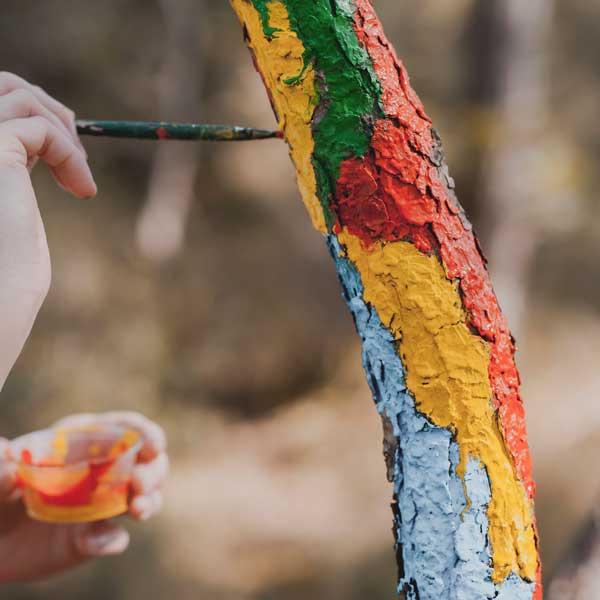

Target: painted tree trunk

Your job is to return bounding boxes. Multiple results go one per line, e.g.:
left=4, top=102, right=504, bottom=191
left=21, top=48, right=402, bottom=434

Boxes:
left=229, top=1, right=542, bottom=598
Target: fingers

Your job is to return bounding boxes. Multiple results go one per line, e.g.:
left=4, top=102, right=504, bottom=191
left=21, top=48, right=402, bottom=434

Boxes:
left=129, top=489, right=163, bottom=522
left=73, top=521, right=130, bottom=558
left=0, top=463, right=16, bottom=500
left=131, top=452, right=169, bottom=496
left=129, top=452, right=168, bottom=521
left=0, top=72, right=80, bottom=148
left=100, top=412, right=166, bottom=462
left=0, top=89, right=75, bottom=143
left=0, top=439, right=17, bottom=502
left=0, top=72, right=94, bottom=199
left=0, top=117, right=96, bottom=199
left=0, top=517, right=131, bottom=582
left=54, top=411, right=167, bottom=462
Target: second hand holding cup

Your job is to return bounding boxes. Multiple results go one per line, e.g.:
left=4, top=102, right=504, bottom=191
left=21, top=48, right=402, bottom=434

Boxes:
left=11, top=425, right=142, bottom=523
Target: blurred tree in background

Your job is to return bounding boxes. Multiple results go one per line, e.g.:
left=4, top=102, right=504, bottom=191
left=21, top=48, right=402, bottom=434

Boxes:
left=1, top=1, right=600, bottom=598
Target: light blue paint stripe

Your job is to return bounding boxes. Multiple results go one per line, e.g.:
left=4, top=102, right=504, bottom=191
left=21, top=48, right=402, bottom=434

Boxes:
left=326, top=233, right=535, bottom=600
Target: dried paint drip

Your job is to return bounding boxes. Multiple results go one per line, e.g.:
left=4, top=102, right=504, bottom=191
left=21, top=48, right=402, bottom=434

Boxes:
left=230, top=1, right=542, bottom=597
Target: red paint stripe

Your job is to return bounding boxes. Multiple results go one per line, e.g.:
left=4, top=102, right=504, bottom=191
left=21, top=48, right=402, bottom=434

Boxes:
left=37, top=459, right=115, bottom=506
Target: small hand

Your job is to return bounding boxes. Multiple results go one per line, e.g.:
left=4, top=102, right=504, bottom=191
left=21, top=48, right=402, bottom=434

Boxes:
left=0, top=411, right=168, bottom=582
left=0, top=72, right=97, bottom=389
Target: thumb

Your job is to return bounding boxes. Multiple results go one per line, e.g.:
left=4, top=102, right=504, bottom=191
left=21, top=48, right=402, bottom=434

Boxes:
left=0, top=439, right=17, bottom=502
left=0, top=518, right=130, bottom=582
left=73, top=521, right=130, bottom=558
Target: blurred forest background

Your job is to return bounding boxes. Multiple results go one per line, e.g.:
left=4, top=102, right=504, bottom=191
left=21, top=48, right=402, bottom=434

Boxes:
left=1, top=0, right=600, bottom=597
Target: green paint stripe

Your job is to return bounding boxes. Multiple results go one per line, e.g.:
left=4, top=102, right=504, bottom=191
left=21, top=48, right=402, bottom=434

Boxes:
left=253, top=0, right=384, bottom=230
left=253, top=0, right=280, bottom=37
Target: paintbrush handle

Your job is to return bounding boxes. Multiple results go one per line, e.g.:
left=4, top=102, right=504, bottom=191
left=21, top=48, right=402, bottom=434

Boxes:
left=75, top=120, right=282, bottom=141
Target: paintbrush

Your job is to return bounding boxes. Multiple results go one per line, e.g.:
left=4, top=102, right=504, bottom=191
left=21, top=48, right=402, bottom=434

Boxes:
left=75, top=120, right=283, bottom=142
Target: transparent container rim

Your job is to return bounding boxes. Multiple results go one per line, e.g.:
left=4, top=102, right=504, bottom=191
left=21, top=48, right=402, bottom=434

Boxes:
left=10, top=424, right=143, bottom=471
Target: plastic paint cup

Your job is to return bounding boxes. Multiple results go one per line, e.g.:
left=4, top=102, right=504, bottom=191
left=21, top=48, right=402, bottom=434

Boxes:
left=11, top=425, right=142, bottom=523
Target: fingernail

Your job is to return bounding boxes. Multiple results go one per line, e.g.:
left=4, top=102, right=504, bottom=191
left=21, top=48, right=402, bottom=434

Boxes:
left=83, top=529, right=130, bottom=556
left=85, top=180, right=98, bottom=199
left=133, top=496, right=152, bottom=520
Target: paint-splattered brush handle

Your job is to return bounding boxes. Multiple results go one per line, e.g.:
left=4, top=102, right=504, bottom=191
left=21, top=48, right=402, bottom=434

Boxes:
left=75, top=120, right=282, bottom=141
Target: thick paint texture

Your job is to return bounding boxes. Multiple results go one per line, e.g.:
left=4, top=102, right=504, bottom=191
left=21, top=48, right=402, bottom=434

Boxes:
left=329, top=235, right=535, bottom=599
left=350, top=0, right=535, bottom=505
left=337, top=230, right=537, bottom=582
left=255, top=0, right=382, bottom=228
left=233, top=0, right=325, bottom=232
left=230, top=0, right=541, bottom=597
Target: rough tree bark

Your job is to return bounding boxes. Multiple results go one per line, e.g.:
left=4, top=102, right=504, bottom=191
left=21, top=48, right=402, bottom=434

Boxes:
left=229, top=2, right=542, bottom=598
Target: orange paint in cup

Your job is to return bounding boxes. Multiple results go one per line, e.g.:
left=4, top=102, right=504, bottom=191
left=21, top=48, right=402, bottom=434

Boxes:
left=11, top=425, right=141, bottom=523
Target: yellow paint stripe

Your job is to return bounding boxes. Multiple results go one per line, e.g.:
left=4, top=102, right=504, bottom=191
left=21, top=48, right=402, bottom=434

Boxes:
left=337, top=229, right=537, bottom=582
left=231, top=0, right=326, bottom=232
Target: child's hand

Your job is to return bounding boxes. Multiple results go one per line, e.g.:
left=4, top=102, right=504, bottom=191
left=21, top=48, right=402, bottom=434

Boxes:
left=0, top=72, right=97, bottom=388
left=0, top=412, right=168, bottom=582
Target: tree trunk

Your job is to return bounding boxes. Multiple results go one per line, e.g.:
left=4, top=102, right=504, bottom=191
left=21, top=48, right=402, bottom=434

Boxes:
left=229, top=1, right=542, bottom=598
